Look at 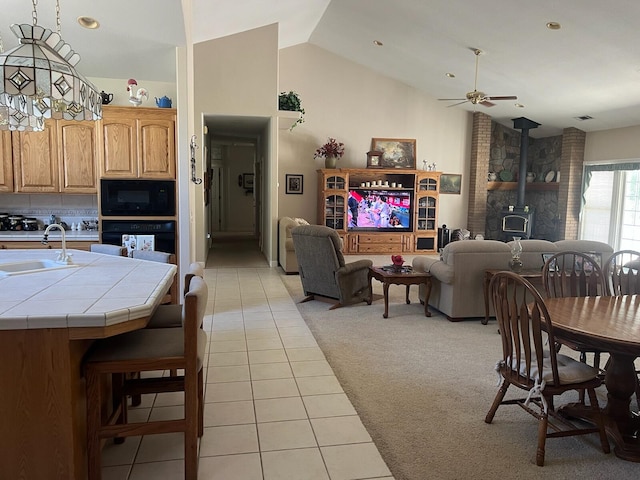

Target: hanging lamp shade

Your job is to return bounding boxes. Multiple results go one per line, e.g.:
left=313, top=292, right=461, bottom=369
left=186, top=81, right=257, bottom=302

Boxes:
left=0, top=97, right=45, bottom=131
left=0, top=24, right=101, bottom=122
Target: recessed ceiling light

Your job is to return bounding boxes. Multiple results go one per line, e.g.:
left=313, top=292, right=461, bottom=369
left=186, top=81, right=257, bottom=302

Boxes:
left=445, top=72, right=455, bottom=78
left=515, top=103, right=525, bottom=108
left=546, top=21, right=561, bottom=30
left=373, top=40, right=383, bottom=46
left=77, top=16, right=100, bottom=29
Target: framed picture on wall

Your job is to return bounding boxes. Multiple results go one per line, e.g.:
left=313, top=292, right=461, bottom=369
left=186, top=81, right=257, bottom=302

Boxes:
left=242, top=173, right=254, bottom=189
left=370, top=138, right=416, bottom=169
left=285, top=174, right=303, bottom=194
left=439, top=173, right=462, bottom=194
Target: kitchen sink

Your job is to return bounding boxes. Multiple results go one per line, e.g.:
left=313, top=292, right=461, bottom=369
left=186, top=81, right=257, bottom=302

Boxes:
left=0, top=259, right=79, bottom=277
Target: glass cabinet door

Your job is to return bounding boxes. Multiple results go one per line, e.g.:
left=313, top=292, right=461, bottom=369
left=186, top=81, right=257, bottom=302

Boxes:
left=324, top=194, right=345, bottom=230
left=416, top=195, right=437, bottom=231
left=417, top=177, right=438, bottom=192
left=325, top=175, right=346, bottom=190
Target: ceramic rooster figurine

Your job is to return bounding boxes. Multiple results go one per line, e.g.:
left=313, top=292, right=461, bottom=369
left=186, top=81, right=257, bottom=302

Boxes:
left=127, top=78, right=148, bottom=107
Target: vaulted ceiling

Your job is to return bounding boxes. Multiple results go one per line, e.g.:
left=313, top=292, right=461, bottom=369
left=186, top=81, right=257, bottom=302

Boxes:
left=2, top=0, right=640, bottom=138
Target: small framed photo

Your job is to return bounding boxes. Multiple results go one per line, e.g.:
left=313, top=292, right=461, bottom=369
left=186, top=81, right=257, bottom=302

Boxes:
left=242, top=173, right=254, bottom=189
left=366, top=150, right=384, bottom=168
left=371, top=138, right=416, bottom=169
left=285, top=174, right=303, bottom=194
left=439, top=174, right=462, bottom=194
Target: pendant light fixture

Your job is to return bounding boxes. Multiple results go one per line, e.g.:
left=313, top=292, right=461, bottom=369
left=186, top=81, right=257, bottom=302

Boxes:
left=0, top=0, right=101, bottom=132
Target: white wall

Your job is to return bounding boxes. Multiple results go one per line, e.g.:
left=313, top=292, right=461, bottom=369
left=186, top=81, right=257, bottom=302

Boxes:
left=193, top=24, right=279, bottom=263
left=87, top=77, right=177, bottom=109
left=277, top=43, right=472, bottom=231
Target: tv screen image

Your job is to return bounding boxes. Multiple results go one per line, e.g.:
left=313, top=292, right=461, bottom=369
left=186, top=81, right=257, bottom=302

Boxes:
left=348, top=189, right=412, bottom=232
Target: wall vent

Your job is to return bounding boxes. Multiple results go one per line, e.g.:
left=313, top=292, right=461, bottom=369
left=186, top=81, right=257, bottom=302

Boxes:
left=575, top=115, right=593, bottom=121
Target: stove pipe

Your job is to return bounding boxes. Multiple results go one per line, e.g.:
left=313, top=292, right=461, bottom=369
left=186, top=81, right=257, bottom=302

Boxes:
left=512, top=117, right=540, bottom=207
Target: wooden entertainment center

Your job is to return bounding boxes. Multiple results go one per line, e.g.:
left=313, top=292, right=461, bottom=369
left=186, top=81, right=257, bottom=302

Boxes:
left=317, top=168, right=441, bottom=254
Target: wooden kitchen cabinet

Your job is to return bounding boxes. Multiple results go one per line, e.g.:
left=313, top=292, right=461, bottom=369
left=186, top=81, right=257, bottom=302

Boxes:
left=57, top=120, right=98, bottom=193
left=99, top=106, right=176, bottom=179
left=0, top=131, right=13, bottom=192
left=11, top=120, right=98, bottom=194
left=12, top=123, right=59, bottom=193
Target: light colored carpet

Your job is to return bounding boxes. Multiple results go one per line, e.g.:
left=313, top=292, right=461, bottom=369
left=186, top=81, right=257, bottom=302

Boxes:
left=282, top=275, right=639, bottom=480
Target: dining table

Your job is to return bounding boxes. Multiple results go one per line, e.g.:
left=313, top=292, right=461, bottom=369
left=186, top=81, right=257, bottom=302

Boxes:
left=544, top=295, right=640, bottom=462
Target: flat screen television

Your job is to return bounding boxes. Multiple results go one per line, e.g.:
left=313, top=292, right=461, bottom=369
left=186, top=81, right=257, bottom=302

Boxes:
left=347, top=189, right=413, bottom=232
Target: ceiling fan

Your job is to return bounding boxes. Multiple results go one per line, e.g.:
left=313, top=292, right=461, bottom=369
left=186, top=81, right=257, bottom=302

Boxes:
left=439, top=48, right=517, bottom=108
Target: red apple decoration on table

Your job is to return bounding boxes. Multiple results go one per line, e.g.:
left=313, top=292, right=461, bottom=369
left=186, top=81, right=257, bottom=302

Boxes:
left=391, top=255, right=404, bottom=267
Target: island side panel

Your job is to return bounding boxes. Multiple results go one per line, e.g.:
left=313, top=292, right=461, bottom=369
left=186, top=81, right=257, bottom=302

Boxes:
left=0, top=328, right=92, bottom=480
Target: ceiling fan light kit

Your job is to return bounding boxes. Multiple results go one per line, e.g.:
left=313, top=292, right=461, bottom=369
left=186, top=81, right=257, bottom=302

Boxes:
left=438, top=47, right=517, bottom=108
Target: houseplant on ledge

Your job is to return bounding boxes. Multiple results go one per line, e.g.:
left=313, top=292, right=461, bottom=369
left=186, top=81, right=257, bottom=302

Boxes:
left=279, top=91, right=305, bottom=130
left=314, top=137, right=345, bottom=169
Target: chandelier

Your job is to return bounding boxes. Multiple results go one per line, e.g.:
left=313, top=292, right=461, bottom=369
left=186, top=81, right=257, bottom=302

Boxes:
left=0, top=0, right=101, bottom=132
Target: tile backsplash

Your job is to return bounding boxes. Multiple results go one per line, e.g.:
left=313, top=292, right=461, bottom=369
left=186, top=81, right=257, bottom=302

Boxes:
left=0, top=193, right=98, bottom=229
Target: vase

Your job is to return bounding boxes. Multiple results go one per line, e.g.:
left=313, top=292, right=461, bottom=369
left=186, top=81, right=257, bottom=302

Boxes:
left=509, top=236, right=523, bottom=272
left=325, top=156, right=337, bottom=169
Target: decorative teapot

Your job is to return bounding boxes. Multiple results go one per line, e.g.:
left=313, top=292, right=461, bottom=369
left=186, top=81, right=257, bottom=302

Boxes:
left=155, top=96, right=172, bottom=108
left=99, top=91, right=113, bottom=105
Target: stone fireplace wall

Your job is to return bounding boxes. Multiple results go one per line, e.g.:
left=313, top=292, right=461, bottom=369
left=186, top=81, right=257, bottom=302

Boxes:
left=468, top=114, right=584, bottom=241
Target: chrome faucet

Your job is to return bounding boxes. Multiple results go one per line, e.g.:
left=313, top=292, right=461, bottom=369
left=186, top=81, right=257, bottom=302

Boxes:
left=42, top=223, right=73, bottom=265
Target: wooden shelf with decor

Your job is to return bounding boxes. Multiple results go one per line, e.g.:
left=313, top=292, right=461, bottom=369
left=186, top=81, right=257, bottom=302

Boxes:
left=487, top=181, right=559, bottom=191
left=317, top=168, right=440, bottom=254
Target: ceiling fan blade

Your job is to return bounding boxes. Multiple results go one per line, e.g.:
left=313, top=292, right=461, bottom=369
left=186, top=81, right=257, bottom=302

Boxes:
left=438, top=98, right=466, bottom=101
left=484, top=95, right=518, bottom=101
left=447, top=100, right=469, bottom=108
left=479, top=100, right=496, bottom=107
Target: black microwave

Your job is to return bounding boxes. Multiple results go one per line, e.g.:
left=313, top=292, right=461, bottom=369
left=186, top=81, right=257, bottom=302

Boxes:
left=100, top=179, right=176, bottom=216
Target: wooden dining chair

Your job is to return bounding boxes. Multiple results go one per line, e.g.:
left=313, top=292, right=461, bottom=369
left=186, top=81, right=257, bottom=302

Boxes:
left=485, top=271, right=610, bottom=466
left=132, top=250, right=177, bottom=304
left=89, top=243, right=128, bottom=256
left=83, top=275, right=208, bottom=480
left=603, top=249, right=640, bottom=409
left=603, top=249, right=640, bottom=296
left=542, top=251, right=607, bottom=372
left=146, top=262, right=204, bottom=329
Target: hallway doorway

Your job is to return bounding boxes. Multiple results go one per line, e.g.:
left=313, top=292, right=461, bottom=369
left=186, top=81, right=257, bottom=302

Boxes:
left=204, top=115, right=270, bottom=264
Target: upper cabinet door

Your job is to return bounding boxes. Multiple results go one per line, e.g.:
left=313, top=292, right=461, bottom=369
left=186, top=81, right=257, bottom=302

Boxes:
left=99, top=106, right=175, bottom=179
left=138, top=118, right=176, bottom=178
left=57, top=120, right=98, bottom=193
left=99, top=116, right=138, bottom=178
left=12, top=124, right=59, bottom=193
left=0, top=131, right=13, bottom=192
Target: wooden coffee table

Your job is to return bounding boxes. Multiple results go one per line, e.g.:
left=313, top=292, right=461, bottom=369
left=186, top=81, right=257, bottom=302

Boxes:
left=368, top=266, right=432, bottom=318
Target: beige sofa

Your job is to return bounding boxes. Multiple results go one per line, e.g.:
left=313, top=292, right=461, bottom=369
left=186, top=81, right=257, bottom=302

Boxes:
left=278, top=217, right=310, bottom=274
left=412, top=238, right=614, bottom=321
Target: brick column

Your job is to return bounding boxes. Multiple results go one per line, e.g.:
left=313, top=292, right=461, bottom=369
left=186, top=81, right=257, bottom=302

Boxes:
left=558, top=127, right=586, bottom=240
left=467, top=112, right=491, bottom=236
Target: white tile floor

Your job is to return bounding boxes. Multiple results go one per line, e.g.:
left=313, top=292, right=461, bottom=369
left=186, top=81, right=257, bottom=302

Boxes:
left=100, top=266, right=394, bottom=480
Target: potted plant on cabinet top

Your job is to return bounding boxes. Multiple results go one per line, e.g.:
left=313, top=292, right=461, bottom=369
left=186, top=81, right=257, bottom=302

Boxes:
left=314, top=137, right=345, bottom=169
left=279, top=91, right=305, bottom=130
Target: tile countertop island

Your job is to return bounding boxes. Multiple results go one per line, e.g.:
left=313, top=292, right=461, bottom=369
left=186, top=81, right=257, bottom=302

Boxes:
left=0, top=249, right=177, bottom=480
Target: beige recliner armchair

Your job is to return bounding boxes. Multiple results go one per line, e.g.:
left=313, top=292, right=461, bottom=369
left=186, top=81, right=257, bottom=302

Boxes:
left=291, top=224, right=372, bottom=309
left=279, top=217, right=309, bottom=274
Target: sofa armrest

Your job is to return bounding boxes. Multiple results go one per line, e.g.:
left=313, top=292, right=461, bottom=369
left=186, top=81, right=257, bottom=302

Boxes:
left=412, top=256, right=440, bottom=273
left=428, top=261, right=455, bottom=284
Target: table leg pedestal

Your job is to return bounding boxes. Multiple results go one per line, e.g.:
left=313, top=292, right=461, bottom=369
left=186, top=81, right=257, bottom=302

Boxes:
left=560, top=353, right=640, bottom=462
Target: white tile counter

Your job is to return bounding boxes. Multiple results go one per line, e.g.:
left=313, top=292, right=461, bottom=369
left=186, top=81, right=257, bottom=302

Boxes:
left=0, top=249, right=176, bottom=330
left=0, top=230, right=99, bottom=241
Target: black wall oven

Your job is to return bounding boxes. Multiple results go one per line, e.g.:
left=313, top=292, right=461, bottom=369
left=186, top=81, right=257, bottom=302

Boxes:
left=102, top=220, right=177, bottom=255
left=100, top=179, right=176, bottom=216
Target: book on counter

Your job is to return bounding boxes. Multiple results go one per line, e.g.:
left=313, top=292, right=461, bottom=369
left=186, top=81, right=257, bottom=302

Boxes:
left=122, top=234, right=155, bottom=257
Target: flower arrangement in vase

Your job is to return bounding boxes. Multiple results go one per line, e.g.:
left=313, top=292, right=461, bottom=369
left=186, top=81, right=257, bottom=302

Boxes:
left=391, top=255, right=405, bottom=272
left=314, top=137, right=345, bottom=169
